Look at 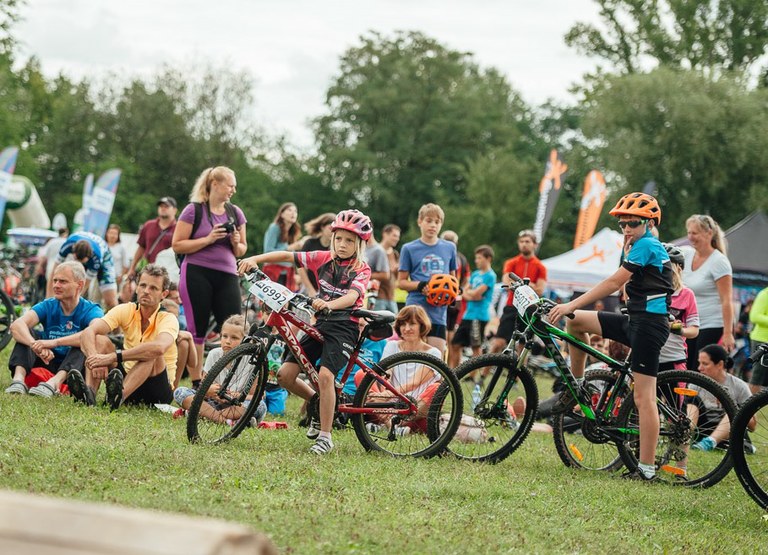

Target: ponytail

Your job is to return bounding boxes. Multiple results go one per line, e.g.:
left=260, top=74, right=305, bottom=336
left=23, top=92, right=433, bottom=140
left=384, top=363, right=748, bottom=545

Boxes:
left=700, top=344, right=734, bottom=370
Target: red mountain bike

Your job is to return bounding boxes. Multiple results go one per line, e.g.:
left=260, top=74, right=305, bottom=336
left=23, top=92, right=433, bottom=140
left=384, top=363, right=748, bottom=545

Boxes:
left=186, top=269, right=463, bottom=457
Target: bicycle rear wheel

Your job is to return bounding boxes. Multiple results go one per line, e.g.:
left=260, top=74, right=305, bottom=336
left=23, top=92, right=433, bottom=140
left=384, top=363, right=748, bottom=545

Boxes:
left=551, top=369, right=626, bottom=472
left=0, top=289, right=15, bottom=351
left=187, top=342, right=268, bottom=445
left=730, top=389, right=768, bottom=509
left=442, top=353, right=538, bottom=463
left=351, top=352, right=462, bottom=458
left=616, top=370, right=736, bottom=487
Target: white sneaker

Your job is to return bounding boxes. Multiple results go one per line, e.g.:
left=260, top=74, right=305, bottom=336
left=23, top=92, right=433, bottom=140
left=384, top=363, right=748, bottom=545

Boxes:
left=309, top=437, right=334, bottom=455
left=365, top=422, right=382, bottom=433
left=394, top=426, right=411, bottom=437
left=306, top=417, right=321, bottom=439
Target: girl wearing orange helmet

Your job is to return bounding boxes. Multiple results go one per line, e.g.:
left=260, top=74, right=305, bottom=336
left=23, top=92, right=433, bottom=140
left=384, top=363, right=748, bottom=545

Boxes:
left=549, top=192, right=674, bottom=480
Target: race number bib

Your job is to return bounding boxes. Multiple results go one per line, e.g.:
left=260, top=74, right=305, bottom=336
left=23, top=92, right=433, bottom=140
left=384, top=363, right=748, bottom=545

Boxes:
left=513, top=285, right=539, bottom=314
left=249, top=279, right=295, bottom=312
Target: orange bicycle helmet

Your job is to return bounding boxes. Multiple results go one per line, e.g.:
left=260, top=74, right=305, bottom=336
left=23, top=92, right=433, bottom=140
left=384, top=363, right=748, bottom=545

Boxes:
left=608, top=192, right=661, bottom=224
left=424, top=274, right=460, bottom=307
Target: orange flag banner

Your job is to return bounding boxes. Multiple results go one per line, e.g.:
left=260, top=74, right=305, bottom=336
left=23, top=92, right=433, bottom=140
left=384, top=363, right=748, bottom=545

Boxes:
left=573, top=170, right=606, bottom=248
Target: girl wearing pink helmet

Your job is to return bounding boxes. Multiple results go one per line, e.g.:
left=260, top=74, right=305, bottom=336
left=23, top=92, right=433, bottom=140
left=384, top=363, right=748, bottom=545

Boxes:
left=238, top=208, right=372, bottom=455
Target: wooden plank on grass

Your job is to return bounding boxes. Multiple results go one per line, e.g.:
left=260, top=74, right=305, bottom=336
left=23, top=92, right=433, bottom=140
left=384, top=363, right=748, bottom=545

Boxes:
left=0, top=489, right=277, bottom=554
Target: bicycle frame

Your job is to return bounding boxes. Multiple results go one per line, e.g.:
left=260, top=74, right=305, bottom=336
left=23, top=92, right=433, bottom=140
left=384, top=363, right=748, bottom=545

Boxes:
left=262, top=301, right=420, bottom=418
left=519, top=311, right=700, bottom=453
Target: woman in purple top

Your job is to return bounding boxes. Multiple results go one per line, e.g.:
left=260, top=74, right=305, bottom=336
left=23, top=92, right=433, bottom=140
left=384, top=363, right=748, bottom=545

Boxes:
left=172, top=166, right=248, bottom=384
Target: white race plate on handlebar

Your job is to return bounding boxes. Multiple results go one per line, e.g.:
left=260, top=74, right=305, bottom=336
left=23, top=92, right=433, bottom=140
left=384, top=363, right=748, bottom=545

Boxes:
left=513, top=284, right=539, bottom=314
left=249, top=279, right=295, bottom=312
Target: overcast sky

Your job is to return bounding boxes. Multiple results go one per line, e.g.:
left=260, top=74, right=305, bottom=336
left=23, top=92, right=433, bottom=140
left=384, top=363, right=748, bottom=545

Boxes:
left=16, top=0, right=603, bottom=149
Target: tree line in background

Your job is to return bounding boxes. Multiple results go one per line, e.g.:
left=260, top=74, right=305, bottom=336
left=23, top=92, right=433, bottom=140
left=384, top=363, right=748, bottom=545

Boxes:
left=0, top=0, right=766, bottom=266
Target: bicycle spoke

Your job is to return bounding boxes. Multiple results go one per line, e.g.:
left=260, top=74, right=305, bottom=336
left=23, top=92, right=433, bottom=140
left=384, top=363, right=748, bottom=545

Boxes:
left=444, top=354, right=538, bottom=463
left=552, top=369, right=625, bottom=472
left=617, top=370, right=736, bottom=487
left=730, top=390, right=768, bottom=509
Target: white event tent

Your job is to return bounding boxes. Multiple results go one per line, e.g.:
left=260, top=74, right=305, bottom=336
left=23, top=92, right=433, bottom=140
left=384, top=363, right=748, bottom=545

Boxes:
left=542, top=228, right=625, bottom=294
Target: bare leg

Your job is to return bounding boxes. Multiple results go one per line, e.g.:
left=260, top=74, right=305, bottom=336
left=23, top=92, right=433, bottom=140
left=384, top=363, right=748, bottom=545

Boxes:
left=634, top=373, right=660, bottom=468
left=564, top=310, right=603, bottom=378
left=45, top=370, right=68, bottom=389
left=277, top=362, right=315, bottom=400
left=86, top=335, right=118, bottom=393
left=101, top=289, right=118, bottom=310
left=447, top=341, right=462, bottom=368
left=174, top=332, right=197, bottom=389
left=317, top=367, right=335, bottom=433
left=708, top=415, right=732, bottom=444
left=122, top=356, right=165, bottom=400
left=12, top=365, right=27, bottom=382
left=190, top=343, right=203, bottom=383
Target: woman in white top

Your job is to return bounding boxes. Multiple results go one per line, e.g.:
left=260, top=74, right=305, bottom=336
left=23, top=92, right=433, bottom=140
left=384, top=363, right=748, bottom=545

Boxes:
left=683, top=214, right=734, bottom=370
left=382, top=305, right=442, bottom=398
left=367, top=305, right=442, bottom=435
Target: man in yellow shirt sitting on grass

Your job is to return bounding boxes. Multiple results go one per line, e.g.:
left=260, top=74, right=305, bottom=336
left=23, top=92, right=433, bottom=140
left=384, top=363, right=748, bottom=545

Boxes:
left=70, top=264, right=179, bottom=410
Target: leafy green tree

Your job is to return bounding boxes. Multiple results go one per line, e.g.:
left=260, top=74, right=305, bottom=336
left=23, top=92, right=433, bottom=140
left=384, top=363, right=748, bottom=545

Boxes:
left=0, top=0, right=21, bottom=58
left=315, top=31, right=538, bottom=235
left=580, top=67, right=768, bottom=237
left=566, top=0, right=768, bottom=73
left=444, top=149, right=540, bottom=266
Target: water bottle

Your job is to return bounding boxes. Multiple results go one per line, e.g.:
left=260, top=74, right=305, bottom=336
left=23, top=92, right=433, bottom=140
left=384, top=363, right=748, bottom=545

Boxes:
left=471, top=383, right=482, bottom=409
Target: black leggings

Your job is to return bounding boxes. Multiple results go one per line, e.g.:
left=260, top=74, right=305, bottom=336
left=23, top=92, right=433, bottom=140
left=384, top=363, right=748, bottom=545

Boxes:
left=686, top=327, right=723, bottom=372
left=180, top=263, right=242, bottom=344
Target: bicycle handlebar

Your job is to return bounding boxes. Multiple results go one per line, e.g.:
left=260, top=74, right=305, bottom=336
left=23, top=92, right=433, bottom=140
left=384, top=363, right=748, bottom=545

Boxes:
left=243, top=268, right=338, bottom=317
left=749, top=343, right=768, bottom=364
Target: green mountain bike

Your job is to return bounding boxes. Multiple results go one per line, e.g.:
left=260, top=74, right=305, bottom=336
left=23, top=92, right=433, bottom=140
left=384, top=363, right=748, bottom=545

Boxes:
left=446, top=273, right=736, bottom=488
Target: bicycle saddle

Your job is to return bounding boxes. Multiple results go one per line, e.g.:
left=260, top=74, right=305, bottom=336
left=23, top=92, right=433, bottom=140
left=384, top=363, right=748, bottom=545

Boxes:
left=351, top=309, right=396, bottom=324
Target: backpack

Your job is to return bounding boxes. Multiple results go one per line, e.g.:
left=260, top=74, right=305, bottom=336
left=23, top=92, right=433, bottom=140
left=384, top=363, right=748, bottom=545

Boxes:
left=175, top=202, right=238, bottom=267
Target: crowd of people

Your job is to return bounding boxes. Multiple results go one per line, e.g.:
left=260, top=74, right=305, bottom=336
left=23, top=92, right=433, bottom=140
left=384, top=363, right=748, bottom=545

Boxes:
left=5, top=172, right=768, bottom=463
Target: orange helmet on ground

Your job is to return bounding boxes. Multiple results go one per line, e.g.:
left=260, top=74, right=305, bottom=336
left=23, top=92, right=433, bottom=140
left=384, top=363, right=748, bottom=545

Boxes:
left=425, top=274, right=460, bottom=307
left=608, top=192, right=661, bottom=224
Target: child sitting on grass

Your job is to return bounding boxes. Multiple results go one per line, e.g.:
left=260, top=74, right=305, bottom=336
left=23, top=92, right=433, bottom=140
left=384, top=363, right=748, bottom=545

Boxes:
left=161, top=299, right=198, bottom=389
left=173, top=314, right=266, bottom=426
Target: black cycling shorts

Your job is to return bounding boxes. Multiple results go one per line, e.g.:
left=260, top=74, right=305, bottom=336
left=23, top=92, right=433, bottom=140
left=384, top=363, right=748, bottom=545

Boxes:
left=284, top=317, right=359, bottom=374
left=597, top=311, right=669, bottom=377
left=451, top=319, right=487, bottom=348
left=494, top=305, right=519, bottom=342
left=124, top=368, right=173, bottom=405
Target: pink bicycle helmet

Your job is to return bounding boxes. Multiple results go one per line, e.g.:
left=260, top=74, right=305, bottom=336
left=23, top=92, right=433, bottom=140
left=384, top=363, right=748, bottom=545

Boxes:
left=331, top=209, right=373, bottom=241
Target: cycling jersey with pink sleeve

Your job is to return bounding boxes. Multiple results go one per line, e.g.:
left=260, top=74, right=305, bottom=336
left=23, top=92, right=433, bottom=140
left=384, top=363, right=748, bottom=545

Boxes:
left=294, top=251, right=371, bottom=310
left=659, top=287, right=699, bottom=366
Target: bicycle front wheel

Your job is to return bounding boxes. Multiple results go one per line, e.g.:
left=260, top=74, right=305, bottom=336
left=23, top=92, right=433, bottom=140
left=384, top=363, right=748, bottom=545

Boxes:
left=730, top=389, right=768, bottom=509
left=551, top=369, right=626, bottom=472
left=444, top=353, right=538, bottom=463
left=351, top=352, right=462, bottom=458
left=187, top=342, right=268, bottom=445
left=0, top=289, right=15, bottom=351
left=616, top=370, right=736, bottom=487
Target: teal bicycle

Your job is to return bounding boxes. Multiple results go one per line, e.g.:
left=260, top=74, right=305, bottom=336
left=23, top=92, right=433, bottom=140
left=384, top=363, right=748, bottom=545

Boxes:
left=447, top=273, right=737, bottom=487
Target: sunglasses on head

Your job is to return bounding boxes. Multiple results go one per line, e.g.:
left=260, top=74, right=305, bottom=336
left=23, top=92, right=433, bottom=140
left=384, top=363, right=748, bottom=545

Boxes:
left=618, top=219, right=647, bottom=229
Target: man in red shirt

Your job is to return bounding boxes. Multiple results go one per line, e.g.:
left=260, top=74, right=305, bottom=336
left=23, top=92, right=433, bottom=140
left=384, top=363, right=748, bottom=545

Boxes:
left=127, top=197, right=178, bottom=281
left=490, top=229, right=547, bottom=353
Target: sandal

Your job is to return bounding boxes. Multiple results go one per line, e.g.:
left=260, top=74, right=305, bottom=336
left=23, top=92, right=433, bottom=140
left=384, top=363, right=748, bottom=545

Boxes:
left=29, top=381, right=57, bottom=398
left=4, top=380, right=28, bottom=395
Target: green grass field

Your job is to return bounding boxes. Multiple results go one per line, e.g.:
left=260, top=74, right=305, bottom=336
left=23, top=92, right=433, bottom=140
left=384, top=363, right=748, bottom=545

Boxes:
left=0, top=347, right=766, bottom=554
